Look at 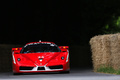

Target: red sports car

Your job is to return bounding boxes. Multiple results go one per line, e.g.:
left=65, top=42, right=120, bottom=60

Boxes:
left=12, top=41, right=70, bottom=74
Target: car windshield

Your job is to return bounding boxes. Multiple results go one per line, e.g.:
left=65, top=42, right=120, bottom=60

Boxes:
left=20, top=43, right=61, bottom=53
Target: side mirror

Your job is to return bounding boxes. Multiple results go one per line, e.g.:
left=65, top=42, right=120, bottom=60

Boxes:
left=12, top=47, right=22, bottom=54
left=59, top=46, right=69, bottom=52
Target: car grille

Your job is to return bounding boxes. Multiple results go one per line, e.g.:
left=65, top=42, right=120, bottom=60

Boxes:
left=37, top=67, right=45, bottom=70
left=19, top=66, right=33, bottom=70
left=49, top=65, right=63, bottom=69
left=19, top=65, right=63, bottom=71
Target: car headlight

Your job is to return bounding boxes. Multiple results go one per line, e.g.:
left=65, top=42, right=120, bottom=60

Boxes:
left=12, top=55, right=16, bottom=64
left=66, top=52, right=69, bottom=62
left=17, top=58, right=21, bottom=61
left=61, top=56, right=64, bottom=60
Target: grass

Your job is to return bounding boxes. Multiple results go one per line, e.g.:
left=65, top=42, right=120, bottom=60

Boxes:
left=97, top=66, right=120, bottom=75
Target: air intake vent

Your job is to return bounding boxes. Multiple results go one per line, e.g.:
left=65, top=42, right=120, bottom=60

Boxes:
left=49, top=65, right=63, bottom=69
left=19, top=66, right=33, bottom=70
left=38, top=67, right=45, bottom=70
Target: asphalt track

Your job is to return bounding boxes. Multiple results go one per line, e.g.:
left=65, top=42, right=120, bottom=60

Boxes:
left=0, top=68, right=120, bottom=80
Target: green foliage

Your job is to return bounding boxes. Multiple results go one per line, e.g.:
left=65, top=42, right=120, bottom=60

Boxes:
left=105, top=25, right=109, bottom=29
left=102, top=16, right=120, bottom=34
left=97, top=66, right=120, bottom=75
left=116, top=17, right=120, bottom=26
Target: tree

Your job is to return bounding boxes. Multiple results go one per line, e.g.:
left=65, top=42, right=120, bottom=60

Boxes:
left=102, top=16, right=120, bottom=34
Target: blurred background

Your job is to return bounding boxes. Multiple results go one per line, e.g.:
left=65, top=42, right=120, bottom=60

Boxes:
left=1, top=0, right=120, bottom=72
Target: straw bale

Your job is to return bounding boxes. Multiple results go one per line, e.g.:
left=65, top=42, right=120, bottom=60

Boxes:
left=109, top=34, right=120, bottom=70
left=90, top=33, right=120, bottom=71
left=90, top=35, right=111, bottom=71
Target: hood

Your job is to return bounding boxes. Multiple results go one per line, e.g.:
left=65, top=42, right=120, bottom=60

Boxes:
left=20, top=52, right=60, bottom=66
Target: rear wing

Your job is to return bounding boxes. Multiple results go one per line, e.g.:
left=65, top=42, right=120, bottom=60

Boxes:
left=59, top=46, right=69, bottom=52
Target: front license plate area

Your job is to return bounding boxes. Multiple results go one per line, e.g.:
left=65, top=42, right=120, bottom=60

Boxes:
left=37, top=67, right=45, bottom=70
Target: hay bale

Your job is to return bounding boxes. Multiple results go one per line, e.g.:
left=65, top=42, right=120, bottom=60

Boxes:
left=90, top=33, right=120, bottom=71
left=109, top=34, right=120, bottom=70
left=90, top=35, right=111, bottom=71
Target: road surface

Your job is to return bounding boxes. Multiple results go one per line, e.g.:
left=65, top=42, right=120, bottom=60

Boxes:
left=0, top=68, right=120, bottom=80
